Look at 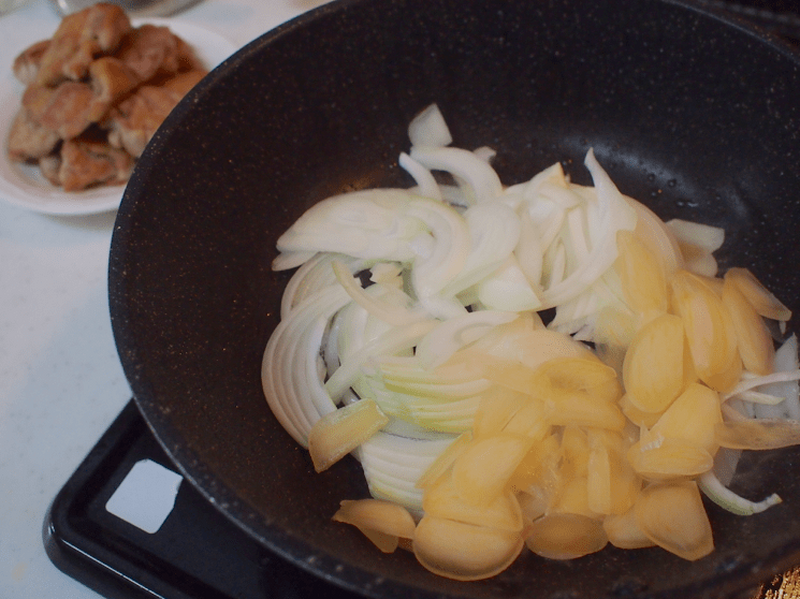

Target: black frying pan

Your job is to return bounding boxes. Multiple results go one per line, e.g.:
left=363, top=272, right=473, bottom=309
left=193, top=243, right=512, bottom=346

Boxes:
left=108, top=0, right=800, bottom=597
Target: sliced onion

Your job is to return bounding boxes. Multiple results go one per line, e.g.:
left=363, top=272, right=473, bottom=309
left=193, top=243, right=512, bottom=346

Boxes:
left=409, top=146, right=504, bottom=205
left=723, top=368, right=800, bottom=402
left=477, top=255, right=543, bottom=312
left=281, top=253, right=335, bottom=318
left=359, top=431, right=456, bottom=511
left=262, top=285, right=351, bottom=446
left=441, top=201, right=522, bottom=297
left=399, top=152, right=442, bottom=201
left=272, top=249, right=317, bottom=271
left=331, top=258, right=427, bottom=327
left=698, top=470, right=781, bottom=516
left=405, top=197, right=471, bottom=301
left=756, top=335, right=800, bottom=419
left=276, top=188, right=427, bottom=262
left=324, top=319, right=437, bottom=401
left=538, top=150, right=637, bottom=309
left=415, top=310, right=518, bottom=369
left=715, top=418, right=800, bottom=450
left=408, top=103, right=453, bottom=148
left=262, top=104, right=800, bottom=576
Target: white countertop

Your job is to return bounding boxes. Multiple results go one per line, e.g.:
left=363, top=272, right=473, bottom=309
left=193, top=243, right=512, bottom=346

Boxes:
left=0, top=1, right=322, bottom=597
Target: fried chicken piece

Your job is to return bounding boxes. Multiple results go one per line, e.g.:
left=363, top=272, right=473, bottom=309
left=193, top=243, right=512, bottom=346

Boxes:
left=114, top=24, right=185, bottom=83
left=87, top=56, right=140, bottom=121
left=12, top=40, right=50, bottom=85
left=56, top=134, right=134, bottom=191
left=38, top=153, right=62, bottom=186
left=6, top=3, right=206, bottom=192
left=7, top=107, right=61, bottom=161
left=36, top=3, right=132, bottom=86
left=105, top=69, right=206, bottom=157
left=22, top=81, right=95, bottom=140
left=175, top=35, right=203, bottom=73
left=21, top=57, right=139, bottom=140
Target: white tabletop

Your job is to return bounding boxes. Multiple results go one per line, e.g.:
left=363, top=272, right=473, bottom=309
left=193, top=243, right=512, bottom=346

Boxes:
left=0, top=1, right=323, bottom=597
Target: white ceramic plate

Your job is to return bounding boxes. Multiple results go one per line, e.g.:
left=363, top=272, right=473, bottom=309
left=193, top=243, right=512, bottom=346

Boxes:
left=0, top=19, right=237, bottom=216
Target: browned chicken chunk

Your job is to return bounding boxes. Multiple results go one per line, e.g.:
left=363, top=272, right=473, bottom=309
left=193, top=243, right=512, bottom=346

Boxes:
left=36, top=2, right=132, bottom=86
left=87, top=56, right=140, bottom=121
left=105, top=69, right=206, bottom=157
left=12, top=40, right=50, bottom=85
left=6, top=3, right=208, bottom=192
left=38, top=153, right=62, bottom=186
left=22, top=81, right=95, bottom=140
left=7, top=108, right=61, bottom=161
left=115, top=24, right=184, bottom=83
left=57, top=135, right=134, bottom=191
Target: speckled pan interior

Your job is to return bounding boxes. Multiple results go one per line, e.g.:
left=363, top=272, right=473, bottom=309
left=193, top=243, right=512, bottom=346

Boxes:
left=109, top=0, right=800, bottom=597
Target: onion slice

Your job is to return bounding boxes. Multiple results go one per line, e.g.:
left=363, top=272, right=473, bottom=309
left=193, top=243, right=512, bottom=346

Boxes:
left=698, top=470, right=782, bottom=516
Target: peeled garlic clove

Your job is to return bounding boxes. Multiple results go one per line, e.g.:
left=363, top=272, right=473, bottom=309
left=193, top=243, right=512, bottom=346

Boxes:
left=629, top=200, right=684, bottom=277
left=413, top=516, right=523, bottom=581
left=549, top=428, right=595, bottom=517
left=451, top=433, right=533, bottom=506
left=586, top=429, right=640, bottom=516
left=648, top=382, right=722, bottom=455
left=545, top=389, right=626, bottom=431
left=559, top=425, right=591, bottom=480
left=507, top=434, right=560, bottom=494
left=724, top=267, right=792, bottom=322
left=619, top=393, right=662, bottom=428
left=333, top=499, right=416, bottom=553
left=503, top=397, right=548, bottom=440
left=627, top=437, right=714, bottom=480
left=670, top=270, right=742, bottom=392
left=603, top=508, right=655, bottom=549
left=307, top=399, right=388, bottom=472
left=666, top=219, right=725, bottom=254
left=537, top=356, right=622, bottom=403
left=615, top=229, right=669, bottom=317
left=524, top=513, right=608, bottom=560
left=634, top=480, right=714, bottom=561
left=415, top=431, right=472, bottom=490
left=472, top=386, right=528, bottom=438
left=622, top=313, right=686, bottom=414
left=549, top=475, right=596, bottom=517
left=356, top=528, right=400, bottom=553
left=477, top=357, right=550, bottom=395
left=722, top=277, right=775, bottom=375
left=666, top=219, right=725, bottom=278
left=423, top=473, right=523, bottom=532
